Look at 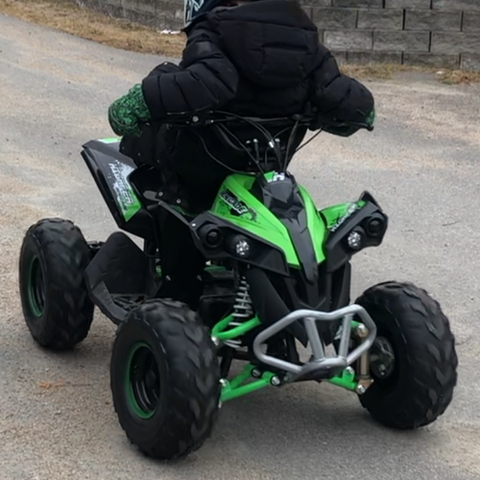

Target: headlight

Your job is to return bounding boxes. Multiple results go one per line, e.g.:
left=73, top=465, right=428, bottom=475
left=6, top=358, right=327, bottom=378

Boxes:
left=235, top=239, right=250, bottom=257
left=227, top=234, right=252, bottom=258
left=347, top=229, right=363, bottom=250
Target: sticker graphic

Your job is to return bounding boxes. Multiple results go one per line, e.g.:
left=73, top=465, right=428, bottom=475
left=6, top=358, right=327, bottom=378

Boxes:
left=219, top=190, right=257, bottom=222
left=220, top=190, right=249, bottom=215
left=329, top=203, right=359, bottom=232
left=106, top=160, right=142, bottom=221
left=267, top=172, right=286, bottom=183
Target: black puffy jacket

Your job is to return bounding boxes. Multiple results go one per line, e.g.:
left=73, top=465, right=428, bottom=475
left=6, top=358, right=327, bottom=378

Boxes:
left=123, top=0, right=374, bottom=209
left=143, top=0, right=373, bottom=122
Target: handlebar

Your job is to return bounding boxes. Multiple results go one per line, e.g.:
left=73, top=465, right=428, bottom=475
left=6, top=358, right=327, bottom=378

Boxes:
left=163, top=110, right=374, bottom=132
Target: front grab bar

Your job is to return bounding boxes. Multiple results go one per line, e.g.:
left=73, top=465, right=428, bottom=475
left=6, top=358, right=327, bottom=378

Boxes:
left=252, top=305, right=377, bottom=380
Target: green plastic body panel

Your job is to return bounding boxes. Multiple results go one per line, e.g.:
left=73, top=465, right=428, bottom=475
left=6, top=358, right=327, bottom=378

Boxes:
left=209, top=173, right=334, bottom=266
left=320, top=201, right=366, bottom=231
left=210, top=174, right=300, bottom=266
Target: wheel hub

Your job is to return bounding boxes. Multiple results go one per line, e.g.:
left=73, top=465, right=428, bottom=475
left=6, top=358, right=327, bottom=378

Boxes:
left=370, top=336, right=395, bottom=379
left=28, top=256, right=45, bottom=317
left=126, top=343, right=161, bottom=419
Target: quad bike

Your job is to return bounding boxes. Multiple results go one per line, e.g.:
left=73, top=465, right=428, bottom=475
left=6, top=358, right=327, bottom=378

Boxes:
left=18, top=110, right=458, bottom=461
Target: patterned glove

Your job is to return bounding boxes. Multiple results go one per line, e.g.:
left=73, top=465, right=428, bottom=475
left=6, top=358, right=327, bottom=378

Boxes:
left=108, top=84, right=151, bottom=137
left=365, top=107, right=376, bottom=127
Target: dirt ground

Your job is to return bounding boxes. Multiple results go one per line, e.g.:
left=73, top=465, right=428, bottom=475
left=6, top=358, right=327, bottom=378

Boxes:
left=1, top=12, right=480, bottom=480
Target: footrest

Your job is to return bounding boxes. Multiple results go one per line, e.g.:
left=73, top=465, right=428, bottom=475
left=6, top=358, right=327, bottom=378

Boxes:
left=84, top=232, right=150, bottom=324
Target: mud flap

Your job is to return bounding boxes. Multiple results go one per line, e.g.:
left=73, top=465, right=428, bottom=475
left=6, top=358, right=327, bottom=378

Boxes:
left=84, top=232, right=152, bottom=324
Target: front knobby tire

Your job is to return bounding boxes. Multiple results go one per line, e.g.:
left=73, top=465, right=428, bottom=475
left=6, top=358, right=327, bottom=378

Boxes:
left=355, top=281, right=458, bottom=429
left=19, top=218, right=94, bottom=350
left=110, top=299, right=221, bottom=460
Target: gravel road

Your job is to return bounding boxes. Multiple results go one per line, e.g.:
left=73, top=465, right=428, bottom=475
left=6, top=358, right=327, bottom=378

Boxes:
left=1, top=12, right=480, bottom=480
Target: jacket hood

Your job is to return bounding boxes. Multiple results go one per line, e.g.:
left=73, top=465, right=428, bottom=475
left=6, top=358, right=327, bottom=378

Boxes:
left=206, top=0, right=320, bottom=88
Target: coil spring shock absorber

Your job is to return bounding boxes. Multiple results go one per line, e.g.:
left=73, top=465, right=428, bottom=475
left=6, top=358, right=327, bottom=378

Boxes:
left=224, top=277, right=253, bottom=349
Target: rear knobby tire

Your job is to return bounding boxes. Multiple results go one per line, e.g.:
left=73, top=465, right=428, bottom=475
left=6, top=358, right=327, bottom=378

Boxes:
left=110, top=299, right=221, bottom=460
left=19, top=218, right=94, bottom=350
left=355, top=281, right=458, bottom=429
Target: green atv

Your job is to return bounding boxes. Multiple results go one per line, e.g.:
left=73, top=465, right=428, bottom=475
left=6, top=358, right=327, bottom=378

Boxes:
left=18, top=111, right=458, bottom=461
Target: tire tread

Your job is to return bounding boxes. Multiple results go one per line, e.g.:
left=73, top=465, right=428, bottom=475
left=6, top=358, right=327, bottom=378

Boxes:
left=19, top=218, right=94, bottom=350
left=356, top=281, right=458, bottom=429
left=111, top=299, right=221, bottom=460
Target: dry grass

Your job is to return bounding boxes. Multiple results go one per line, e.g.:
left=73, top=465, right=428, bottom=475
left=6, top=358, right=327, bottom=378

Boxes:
left=341, top=63, right=407, bottom=80
left=1, top=0, right=479, bottom=85
left=435, top=68, right=480, bottom=85
left=37, top=380, right=68, bottom=390
left=0, top=0, right=186, bottom=57
left=342, top=62, right=480, bottom=85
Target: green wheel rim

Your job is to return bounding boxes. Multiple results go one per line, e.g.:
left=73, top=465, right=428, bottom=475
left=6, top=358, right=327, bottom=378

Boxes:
left=125, top=342, right=161, bottom=420
left=27, top=256, right=45, bottom=318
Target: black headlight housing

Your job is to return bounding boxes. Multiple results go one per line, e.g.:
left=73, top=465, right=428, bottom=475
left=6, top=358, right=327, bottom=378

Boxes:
left=198, top=224, right=224, bottom=249
left=190, top=214, right=289, bottom=276
left=326, top=192, right=389, bottom=272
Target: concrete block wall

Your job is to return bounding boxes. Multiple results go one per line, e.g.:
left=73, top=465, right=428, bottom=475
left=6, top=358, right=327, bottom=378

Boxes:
left=76, top=0, right=185, bottom=31
left=77, top=0, right=480, bottom=70
left=304, top=0, right=480, bottom=70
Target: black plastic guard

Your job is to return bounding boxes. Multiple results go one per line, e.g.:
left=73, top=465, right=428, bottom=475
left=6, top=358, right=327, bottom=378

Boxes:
left=81, top=139, right=155, bottom=240
left=84, top=232, right=150, bottom=324
left=198, top=269, right=237, bottom=330
left=245, top=268, right=308, bottom=347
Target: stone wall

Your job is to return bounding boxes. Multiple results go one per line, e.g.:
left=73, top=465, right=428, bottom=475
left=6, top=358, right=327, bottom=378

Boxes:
left=76, top=0, right=185, bottom=31
left=77, top=0, right=480, bottom=70
left=306, top=0, right=480, bottom=70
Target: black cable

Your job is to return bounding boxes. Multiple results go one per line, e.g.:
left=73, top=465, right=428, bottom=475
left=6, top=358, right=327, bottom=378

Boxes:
left=294, top=129, right=323, bottom=153
left=218, top=113, right=282, bottom=171
left=190, top=130, right=255, bottom=176
left=265, top=126, right=293, bottom=168
left=214, top=111, right=283, bottom=167
left=216, top=123, right=266, bottom=175
left=284, top=119, right=301, bottom=171
left=186, top=110, right=320, bottom=173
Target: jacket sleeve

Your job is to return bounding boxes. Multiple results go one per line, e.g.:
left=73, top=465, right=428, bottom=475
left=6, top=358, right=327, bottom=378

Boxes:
left=141, top=27, right=239, bottom=120
left=310, top=47, right=374, bottom=125
left=146, top=61, right=182, bottom=77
